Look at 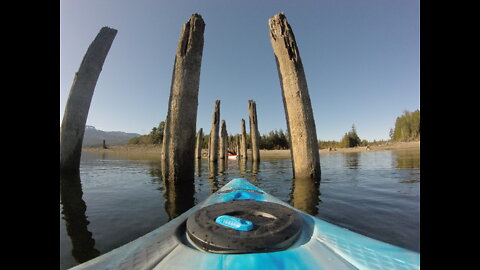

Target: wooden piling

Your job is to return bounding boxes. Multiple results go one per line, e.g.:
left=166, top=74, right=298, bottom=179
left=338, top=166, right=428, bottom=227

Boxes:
left=208, top=100, right=221, bottom=163
left=195, top=158, right=202, bottom=177
left=161, top=116, right=169, bottom=174
left=161, top=14, right=205, bottom=183
left=248, top=100, right=260, bottom=161
left=235, top=135, right=240, bottom=156
left=60, top=27, right=117, bottom=174
left=219, top=120, right=228, bottom=160
left=195, top=128, right=203, bottom=159
left=240, top=119, right=248, bottom=159
left=268, top=13, right=321, bottom=180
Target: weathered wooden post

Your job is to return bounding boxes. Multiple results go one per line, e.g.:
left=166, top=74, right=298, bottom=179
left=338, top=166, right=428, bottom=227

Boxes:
left=219, top=120, right=228, bottom=160
left=195, top=128, right=203, bottom=159
left=218, top=158, right=226, bottom=173
left=268, top=12, right=321, bottom=180
left=161, top=116, right=169, bottom=173
left=195, top=158, right=202, bottom=177
left=208, top=100, right=221, bottom=163
left=235, top=135, right=240, bottom=155
left=208, top=161, right=218, bottom=179
left=248, top=100, right=260, bottom=162
left=240, top=119, right=248, bottom=159
left=162, top=14, right=205, bottom=184
left=60, top=27, right=117, bottom=174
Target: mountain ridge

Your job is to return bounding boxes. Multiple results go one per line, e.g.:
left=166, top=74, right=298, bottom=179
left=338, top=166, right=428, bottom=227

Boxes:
left=82, top=125, right=141, bottom=147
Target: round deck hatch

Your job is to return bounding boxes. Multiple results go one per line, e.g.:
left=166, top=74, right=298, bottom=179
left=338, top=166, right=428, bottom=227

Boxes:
left=186, top=199, right=302, bottom=253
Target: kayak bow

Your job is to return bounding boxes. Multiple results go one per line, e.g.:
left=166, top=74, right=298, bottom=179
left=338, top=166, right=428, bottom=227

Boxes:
left=69, top=178, right=420, bottom=270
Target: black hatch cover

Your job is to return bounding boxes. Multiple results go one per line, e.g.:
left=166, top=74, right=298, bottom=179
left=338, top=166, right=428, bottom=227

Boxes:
left=186, top=199, right=302, bottom=253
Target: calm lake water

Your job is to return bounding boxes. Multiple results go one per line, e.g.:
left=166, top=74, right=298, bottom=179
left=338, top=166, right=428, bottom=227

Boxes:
left=60, top=148, right=420, bottom=270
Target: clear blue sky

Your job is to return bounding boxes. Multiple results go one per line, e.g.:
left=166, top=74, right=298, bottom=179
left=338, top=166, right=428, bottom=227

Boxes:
left=60, top=0, right=419, bottom=141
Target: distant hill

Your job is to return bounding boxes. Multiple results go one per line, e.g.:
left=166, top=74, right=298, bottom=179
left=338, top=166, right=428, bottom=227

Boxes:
left=82, top=125, right=141, bottom=147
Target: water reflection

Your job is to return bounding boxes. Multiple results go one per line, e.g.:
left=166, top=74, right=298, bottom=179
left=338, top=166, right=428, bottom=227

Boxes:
left=290, top=177, right=321, bottom=216
left=239, top=158, right=247, bottom=177
left=60, top=173, right=100, bottom=263
left=208, top=161, right=220, bottom=193
left=149, top=164, right=195, bottom=220
left=394, top=149, right=420, bottom=169
left=61, top=149, right=420, bottom=268
left=163, top=178, right=195, bottom=220
left=218, top=160, right=229, bottom=185
left=344, top=152, right=360, bottom=169
left=251, top=160, right=259, bottom=181
left=218, top=158, right=227, bottom=174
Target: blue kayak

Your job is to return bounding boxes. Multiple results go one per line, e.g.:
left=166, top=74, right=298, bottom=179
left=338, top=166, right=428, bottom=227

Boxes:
left=69, top=178, right=420, bottom=269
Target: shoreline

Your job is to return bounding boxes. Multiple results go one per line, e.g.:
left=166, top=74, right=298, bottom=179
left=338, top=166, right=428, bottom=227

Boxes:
left=83, top=141, right=419, bottom=159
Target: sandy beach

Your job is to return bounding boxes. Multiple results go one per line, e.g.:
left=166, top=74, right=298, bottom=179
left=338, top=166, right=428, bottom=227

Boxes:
left=83, top=141, right=419, bottom=159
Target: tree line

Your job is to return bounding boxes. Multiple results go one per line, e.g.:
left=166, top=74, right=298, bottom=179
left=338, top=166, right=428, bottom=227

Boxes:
left=127, top=121, right=165, bottom=145
left=127, top=109, right=419, bottom=149
left=317, top=124, right=370, bottom=149
left=389, top=109, right=420, bottom=141
left=128, top=123, right=289, bottom=151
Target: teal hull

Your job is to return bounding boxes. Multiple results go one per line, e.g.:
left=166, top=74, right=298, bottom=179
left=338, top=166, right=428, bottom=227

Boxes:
left=70, top=178, right=420, bottom=270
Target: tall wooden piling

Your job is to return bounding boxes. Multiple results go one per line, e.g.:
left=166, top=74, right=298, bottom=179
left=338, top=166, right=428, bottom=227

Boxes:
left=248, top=100, right=260, bottom=161
left=218, top=120, right=228, bottom=160
left=195, top=158, right=202, bottom=177
left=195, top=128, right=203, bottom=159
left=240, top=119, right=248, bottom=159
left=235, top=136, right=240, bottom=156
left=162, top=14, right=205, bottom=184
left=268, top=13, right=321, bottom=180
left=60, top=27, right=117, bottom=174
left=161, top=116, right=169, bottom=171
left=208, top=100, right=221, bottom=163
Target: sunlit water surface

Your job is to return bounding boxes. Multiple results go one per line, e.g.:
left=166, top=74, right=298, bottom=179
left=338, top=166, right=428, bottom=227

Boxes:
left=60, top=148, right=420, bottom=270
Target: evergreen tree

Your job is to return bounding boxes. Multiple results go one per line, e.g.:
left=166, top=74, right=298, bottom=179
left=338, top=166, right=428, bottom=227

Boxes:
left=149, top=121, right=165, bottom=144
left=392, top=109, right=420, bottom=141
left=259, top=129, right=290, bottom=150
left=340, top=124, right=361, bottom=148
left=127, top=121, right=165, bottom=145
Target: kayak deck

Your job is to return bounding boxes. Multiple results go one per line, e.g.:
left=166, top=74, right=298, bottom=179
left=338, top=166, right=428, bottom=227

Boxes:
left=69, top=178, right=420, bottom=270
